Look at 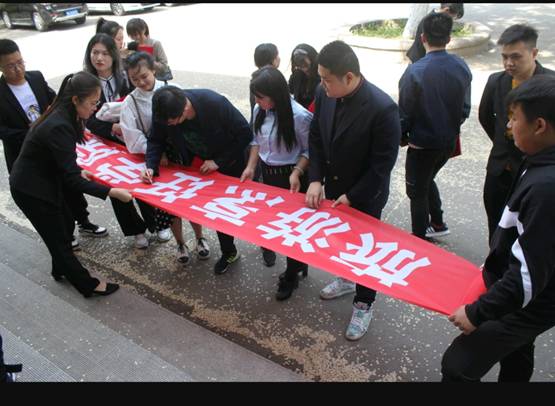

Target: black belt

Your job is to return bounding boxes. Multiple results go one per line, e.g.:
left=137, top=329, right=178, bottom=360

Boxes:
left=260, top=162, right=296, bottom=176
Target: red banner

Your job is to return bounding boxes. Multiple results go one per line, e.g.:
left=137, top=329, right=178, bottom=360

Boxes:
left=77, top=134, right=486, bottom=315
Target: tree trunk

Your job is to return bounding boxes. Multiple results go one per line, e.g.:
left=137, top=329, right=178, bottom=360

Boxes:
left=402, top=3, right=430, bottom=39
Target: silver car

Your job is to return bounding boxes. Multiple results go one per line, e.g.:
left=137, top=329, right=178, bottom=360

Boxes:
left=86, top=3, right=160, bottom=16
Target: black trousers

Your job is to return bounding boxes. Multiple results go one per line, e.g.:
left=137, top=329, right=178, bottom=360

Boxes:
left=441, top=310, right=554, bottom=382
left=214, top=158, right=246, bottom=256
left=64, top=188, right=90, bottom=226
left=10, top=188, right=99, bottom=296
left=483, top=169, right=514, bottom=245
left=110, top=197, right=157, bottom=236
left=260, top=161, right=308, bottom=280
left=405, top=146, right=452, bottom=238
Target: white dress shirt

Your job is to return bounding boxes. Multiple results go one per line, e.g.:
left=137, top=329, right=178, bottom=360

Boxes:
left=251, top=97, right=312, bottom=166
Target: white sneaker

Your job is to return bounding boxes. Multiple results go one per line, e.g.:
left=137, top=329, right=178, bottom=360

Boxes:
left=345, top=302, right=373, bottom=341
left=320, top=277, right=356, bottom=300
left=156, top=228, right=172, bottom=242
left=177, top=243, right=191, bottom=265
left=196, top=237, right=211, bottom=260
left=134, top=233, right=149, bottom=249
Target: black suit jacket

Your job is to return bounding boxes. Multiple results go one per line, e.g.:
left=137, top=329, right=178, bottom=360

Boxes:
left=0, top=71, right=56, bottom=171
left=9, top=108, right=110, bottom=207
left=479, top=62, right=555, bottom=176
left=146, top=89, right=253, bottom=178
left=308, top=80, right=401, bottom=217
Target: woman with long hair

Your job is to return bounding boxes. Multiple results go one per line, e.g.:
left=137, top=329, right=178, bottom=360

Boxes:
left=9, top=71, right=132, bottom=298
left=241, top=66, right=312, bottom=301
left=84, top=33, right=158, bottom=250
left=288, top=43, right=320, bottom=112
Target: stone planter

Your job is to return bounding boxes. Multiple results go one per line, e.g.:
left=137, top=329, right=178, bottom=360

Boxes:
left=339, top=19, right=491, bottom=63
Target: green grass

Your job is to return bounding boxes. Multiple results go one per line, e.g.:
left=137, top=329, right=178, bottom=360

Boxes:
left=351, top=19, right=472, bottom=39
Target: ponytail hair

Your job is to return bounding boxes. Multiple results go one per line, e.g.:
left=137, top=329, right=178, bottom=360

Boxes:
left=30, top=71, right=101, bottom=143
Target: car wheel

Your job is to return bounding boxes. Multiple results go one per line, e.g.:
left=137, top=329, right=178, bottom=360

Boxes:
left=2, top=11, right=14, bottom=29
left=75, top=16, right=86, bottom=25
left=110, top=3, right=125, bottom=16
left=32, top=12, right=49, bottom=31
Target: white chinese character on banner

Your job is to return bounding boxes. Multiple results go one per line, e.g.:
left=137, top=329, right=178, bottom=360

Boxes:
left=331, top=233, right=431, bottom=287
left=95, top=157, right=144, bottom=185
left=190, top=186, right=284, bottom=226
left=257, top=207, right=351, bottom=253
left=134, top=172, right=214, bottom=203
left=76, top=139, right=120, bottom=165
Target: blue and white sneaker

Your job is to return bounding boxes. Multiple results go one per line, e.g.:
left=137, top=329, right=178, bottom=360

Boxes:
left=345, top=302, right=373, bottom=341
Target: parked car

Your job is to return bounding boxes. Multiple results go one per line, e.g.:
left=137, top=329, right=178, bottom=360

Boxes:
left=86, top=3, right=160, bottom=16
left=2, top=3, right=88, bottom=32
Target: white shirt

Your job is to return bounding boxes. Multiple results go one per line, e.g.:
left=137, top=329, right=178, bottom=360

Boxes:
left=251, top=97, right=312, bottom=166
left=8, top=81, right=41, bottom=123
left=120, top=80, right=176, bottom=154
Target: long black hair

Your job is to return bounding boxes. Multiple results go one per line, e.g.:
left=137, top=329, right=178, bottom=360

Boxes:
left=250, top=66, right=296, bottom=152
left=30, top=71, right=101, bottom=144
left=83, top=33, right=127, bottom=98
left=288, top=43, right=319, bottom=109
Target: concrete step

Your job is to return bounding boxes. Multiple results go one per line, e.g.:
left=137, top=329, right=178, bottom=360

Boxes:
left=0, top=221, right=306, bottom=382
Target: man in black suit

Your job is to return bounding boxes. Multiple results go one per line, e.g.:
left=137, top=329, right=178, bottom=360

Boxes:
left=479, top=25, right=555, bottom=244
left=306, top=41, right=401, bottom=341
left=144, top=86, right=253, bottom=275
left=0, top=39, right=107, bottom=243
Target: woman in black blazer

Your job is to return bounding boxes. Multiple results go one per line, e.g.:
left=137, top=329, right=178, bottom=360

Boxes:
left=9, top=71, right=133, bottom=298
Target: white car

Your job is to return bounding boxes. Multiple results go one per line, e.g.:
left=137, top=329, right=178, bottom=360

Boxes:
left=86, top=3, right=160, bottom=16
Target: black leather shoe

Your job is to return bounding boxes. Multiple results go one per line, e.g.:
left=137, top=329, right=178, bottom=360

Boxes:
left=276, top=276, right=299, bottom=301
left=84, top=283, right=119, bottom=298
left=262, top=248, right=276, bottom=267
left=279, top=268, right=308, bottom=281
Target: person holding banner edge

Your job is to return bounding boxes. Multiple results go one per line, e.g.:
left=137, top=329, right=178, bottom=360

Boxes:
left=306, top=41, right=401, bottom=341
left=241, top=65, right=312, bottom=301
left=442, top=74, right=555, bottom=382
left=9, top=71, right=132, bottom=298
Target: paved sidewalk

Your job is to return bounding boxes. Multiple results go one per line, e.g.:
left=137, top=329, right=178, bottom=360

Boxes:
left=1, top=4, right=554, bottom=382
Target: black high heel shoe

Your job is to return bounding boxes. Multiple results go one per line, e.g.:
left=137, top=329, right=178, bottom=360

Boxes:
left=84, top=283, right=120, bottom=298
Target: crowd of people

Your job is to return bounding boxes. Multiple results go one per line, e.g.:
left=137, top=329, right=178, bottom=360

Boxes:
left=1, top=3, right=555, bottom=382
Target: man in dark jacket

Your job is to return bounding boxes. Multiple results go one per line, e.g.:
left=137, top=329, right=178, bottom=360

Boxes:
left=0, top=39, right=107, bottom=243
left=442, top=74, right=555, bottom=382
left=144, top=86, right=253, bottom=275
left=406, top=3, right=464, bottom=64
left=399, top=12, right=472, bottom=240
left=306, top=41, right=401, bottom=341
left=479, top=24, right=555, bottom=244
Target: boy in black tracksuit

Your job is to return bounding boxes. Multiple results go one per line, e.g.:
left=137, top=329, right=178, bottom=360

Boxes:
left=441, top=74, right=555, bottom=382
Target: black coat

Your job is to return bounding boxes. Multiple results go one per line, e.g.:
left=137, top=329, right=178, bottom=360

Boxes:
left=308, top=80, right=401, bottom=217
left=479, top=62, right=555, bottom=176
left=9, top=108, right=110, bottom=206
left=0, top=71, right=56, bottom=171
left=146, top=89, right=253, bottom=178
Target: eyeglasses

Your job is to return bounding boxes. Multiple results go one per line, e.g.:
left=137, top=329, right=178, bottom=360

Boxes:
left=1, top=60, right=25, bottom=72
left=82, top=99, right=101, bottom=108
